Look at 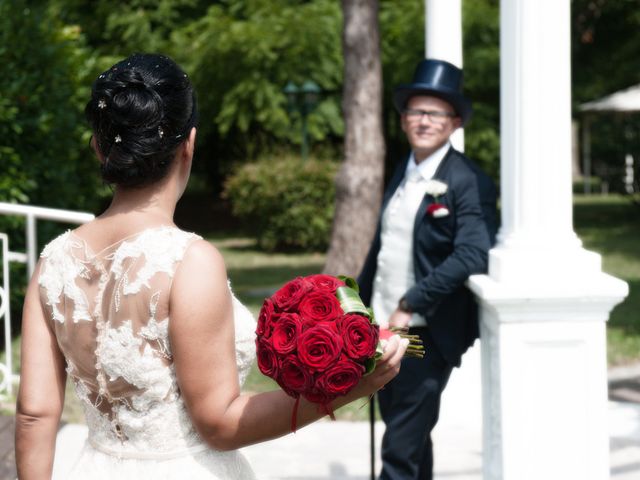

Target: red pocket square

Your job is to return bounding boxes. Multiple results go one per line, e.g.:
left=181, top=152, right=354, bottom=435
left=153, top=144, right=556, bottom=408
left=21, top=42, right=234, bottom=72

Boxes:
left=427, top=203, right=450, bottom=218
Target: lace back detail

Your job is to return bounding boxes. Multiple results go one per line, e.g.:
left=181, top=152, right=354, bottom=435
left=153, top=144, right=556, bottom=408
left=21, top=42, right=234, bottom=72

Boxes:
left=38, top=226, right=257, bottom=457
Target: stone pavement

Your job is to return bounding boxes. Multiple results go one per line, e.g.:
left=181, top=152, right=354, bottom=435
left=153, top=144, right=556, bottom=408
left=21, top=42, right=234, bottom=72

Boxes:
left=0, top=416, right=15, bottom=480
left=48, top=345, right=640, bottom=480
left=50, top=402, right=640, bottom=480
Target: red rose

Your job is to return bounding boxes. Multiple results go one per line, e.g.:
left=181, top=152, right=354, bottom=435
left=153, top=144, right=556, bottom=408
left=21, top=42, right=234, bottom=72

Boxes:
left=272, top=277, right=311, bottom=312
left=256, top=298, right=278, bottom=338
left=256, top=339, right=279, bottom=378
left=305, top=274, right=345, bottom=294
left=297, top=324, right=343, bottom=372
left=271, top=313, right=303, bottom=354
left=338, top=314, right=379, bottom=361
left=315, top=355, right=364, bottom=398
left=298, top=291, right=343, bottom=324
left=277, top=356, right=313, bottom=397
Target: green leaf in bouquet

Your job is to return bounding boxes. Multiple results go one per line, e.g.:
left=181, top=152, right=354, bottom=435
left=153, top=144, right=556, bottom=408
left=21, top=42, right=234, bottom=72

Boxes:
left=336, top=285, right=370, bottom=317
left=363, top=357, right=377, bottom=376
left=367, top=307, right=377, bottom=325
left=337, top=275, right=360, bottom=293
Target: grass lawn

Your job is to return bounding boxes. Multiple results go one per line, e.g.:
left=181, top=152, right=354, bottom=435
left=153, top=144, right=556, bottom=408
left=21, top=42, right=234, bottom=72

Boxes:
left=3, top=194, right=638, bottom=423
left=574, top=195, right=640, bottom=366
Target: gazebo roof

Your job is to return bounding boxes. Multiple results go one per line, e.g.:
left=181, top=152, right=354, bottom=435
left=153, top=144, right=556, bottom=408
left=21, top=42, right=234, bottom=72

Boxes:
left=579, top=84, right=640, bottom=113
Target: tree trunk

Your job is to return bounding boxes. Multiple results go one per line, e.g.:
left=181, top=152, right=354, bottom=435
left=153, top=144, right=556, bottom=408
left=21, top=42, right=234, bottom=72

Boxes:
left=324, top=0, right=385, bottom=278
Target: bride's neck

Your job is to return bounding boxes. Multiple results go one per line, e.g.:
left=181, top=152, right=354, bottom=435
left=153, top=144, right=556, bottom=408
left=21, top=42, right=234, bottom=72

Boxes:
left=103, top=181, right=177, bottom=224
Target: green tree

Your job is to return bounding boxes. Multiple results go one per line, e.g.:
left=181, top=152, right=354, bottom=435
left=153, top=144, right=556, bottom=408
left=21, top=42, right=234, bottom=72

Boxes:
left=172, top=0, right=345, bottom=190
left=462, top=0, right=500, bottom=179
left=324, top=0, right=385, bottom=277
left=0, top=0, right=105, bottom=328
left=0, top=1, right=103, bottom=214
left=572, top=0, right=640, bottom=193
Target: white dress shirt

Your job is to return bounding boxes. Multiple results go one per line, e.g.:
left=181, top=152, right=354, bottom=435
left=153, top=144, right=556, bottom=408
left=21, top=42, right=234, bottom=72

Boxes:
left=371, top=142, right=450, bottom=328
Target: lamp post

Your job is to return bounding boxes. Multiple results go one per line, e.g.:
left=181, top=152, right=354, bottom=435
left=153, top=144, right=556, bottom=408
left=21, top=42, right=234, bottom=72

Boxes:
left=284, top=80, right=321, bottom=162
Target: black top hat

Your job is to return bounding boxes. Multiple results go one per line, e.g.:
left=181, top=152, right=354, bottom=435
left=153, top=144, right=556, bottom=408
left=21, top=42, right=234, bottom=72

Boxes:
left=393, top=58, right=472, bottom=125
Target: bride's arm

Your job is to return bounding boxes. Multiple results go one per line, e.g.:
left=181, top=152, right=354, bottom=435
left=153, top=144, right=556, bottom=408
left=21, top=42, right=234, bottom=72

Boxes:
left=15, top=262, right=67, bottom=479
left=170, top=240, right=406, bottom=451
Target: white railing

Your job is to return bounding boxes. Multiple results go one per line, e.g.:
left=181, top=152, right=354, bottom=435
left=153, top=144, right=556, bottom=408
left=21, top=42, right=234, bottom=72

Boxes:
left=0, top=202, right=94, bottom=397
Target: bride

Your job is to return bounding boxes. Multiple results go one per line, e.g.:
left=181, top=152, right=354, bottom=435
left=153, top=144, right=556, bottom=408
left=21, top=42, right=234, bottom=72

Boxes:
left=14, top=53, right=407, bottom=479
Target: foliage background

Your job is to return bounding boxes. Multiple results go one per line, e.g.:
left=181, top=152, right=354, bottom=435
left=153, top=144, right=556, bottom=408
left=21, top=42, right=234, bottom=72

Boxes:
left=1, top=0, right=639, bottom=338
left=224, top=156, right=338, bottom=251
left=3, top=0, right=639, bottom=207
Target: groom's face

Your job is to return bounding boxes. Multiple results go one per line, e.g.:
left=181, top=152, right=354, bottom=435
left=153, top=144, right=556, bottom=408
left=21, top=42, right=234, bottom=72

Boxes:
left=401, top=95, right=461, bottom=163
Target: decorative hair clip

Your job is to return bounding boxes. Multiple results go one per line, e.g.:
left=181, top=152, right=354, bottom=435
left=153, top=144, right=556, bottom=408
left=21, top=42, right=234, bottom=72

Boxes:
left=115, top=135, right=122, bottom=143
left=175, top=133, right=182, bottom=139
left=99, top=74, right=105, bottom=79
left=98, top=99, right=107, bottom=109
left=158, top=126, right=164, bottom=138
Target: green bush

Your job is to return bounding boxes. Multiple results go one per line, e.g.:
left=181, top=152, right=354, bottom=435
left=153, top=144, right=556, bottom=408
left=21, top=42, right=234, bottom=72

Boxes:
left=224, top=156, right=337, bottom=252
left=573, top=176, right=603, bottom=194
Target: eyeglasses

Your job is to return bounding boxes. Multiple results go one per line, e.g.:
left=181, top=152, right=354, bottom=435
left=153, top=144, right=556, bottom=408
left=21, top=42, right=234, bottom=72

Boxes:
left=403, top=109, right=457, bottom=124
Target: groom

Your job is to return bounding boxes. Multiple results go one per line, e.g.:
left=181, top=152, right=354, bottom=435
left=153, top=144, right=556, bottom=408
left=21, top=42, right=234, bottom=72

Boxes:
left=358, top=58, right=498, bottom=479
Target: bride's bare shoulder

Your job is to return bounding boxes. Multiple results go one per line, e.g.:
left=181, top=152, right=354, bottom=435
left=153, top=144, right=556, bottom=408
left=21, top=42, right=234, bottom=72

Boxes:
left=174, top=238, right=228, bottom=290
left=182, top=238, right=225, bottom=266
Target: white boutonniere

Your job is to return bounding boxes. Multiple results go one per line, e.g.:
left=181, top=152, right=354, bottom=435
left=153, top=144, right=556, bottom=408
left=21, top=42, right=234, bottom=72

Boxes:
left=424, top=179, right=448, bottom=197
left=424, top=180, right=449, bottom=218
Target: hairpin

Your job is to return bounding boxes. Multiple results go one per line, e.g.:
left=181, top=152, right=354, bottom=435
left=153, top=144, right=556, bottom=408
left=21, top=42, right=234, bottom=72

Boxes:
left=99, top=74, right=105, bottom=79
left=158, top=126, right=164, bottom=138
left=98, top=99, right=107, bottom=109
left=115, top=135, right=122, bottom=143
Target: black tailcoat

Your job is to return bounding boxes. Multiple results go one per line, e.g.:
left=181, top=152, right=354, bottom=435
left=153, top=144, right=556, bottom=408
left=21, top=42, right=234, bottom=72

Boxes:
left=358, top=146, right=498, bottom=366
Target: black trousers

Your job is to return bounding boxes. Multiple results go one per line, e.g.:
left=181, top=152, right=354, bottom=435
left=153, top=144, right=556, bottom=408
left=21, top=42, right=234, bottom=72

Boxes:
left=378, top=328, right=453, bottom=480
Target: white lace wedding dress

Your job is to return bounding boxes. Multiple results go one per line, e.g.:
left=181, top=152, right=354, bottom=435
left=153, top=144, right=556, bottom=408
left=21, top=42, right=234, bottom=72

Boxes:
left=38, top=226, right=257, bottom=479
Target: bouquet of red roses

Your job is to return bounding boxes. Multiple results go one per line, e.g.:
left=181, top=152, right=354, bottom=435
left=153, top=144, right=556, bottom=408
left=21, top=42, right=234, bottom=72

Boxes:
left=255, top=274, right=423, bottom=430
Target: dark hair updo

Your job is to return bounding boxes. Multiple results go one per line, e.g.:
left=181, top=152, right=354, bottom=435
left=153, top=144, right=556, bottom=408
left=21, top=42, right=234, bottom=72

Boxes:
left=85, top=53, right=198, bottom=188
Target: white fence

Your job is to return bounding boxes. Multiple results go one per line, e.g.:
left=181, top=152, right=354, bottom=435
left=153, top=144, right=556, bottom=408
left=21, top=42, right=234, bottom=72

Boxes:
left=0, top=202, right=94, bottom=397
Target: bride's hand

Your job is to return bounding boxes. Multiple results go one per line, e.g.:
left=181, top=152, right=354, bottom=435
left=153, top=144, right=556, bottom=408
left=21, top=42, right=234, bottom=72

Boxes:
left=358, top=335, right=408, bottom=396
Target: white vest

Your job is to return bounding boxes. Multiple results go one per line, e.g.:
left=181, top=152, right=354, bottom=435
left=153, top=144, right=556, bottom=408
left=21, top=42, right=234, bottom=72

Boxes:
left=371, top=143, right=450, bottom=329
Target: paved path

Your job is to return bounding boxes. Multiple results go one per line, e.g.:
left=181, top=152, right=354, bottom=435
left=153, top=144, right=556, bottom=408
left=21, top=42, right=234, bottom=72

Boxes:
left=0, top=416, right=15, bottom=480
left=5, top=347, right=640, bottom=480
left=50, top=401, right=640, bottom=480
left=48, top=346, right=640, bottom=480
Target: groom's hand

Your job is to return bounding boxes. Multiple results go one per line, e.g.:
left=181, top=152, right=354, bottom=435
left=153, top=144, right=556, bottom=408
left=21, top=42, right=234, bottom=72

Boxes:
left=388, top=308, right=412, bottom=329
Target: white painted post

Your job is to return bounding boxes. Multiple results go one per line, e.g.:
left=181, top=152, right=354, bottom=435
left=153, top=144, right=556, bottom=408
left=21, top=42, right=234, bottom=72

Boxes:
left=0, top=234, right=10, bottom=396
left=26, top=213, right=37, bottom=279
left=582, top=116, right=592, bottom=194
left=624, top=154, right=634, bottom=194
left=468, top=1, right=628, bottom=479
left=425, top=0, right=464, bottom=151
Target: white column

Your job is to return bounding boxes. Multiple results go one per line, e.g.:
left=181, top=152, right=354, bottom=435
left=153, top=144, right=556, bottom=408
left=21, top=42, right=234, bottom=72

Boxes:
left=468, top=1, right=628, bottom=479
left=425, top=0, right=464, bottom=151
